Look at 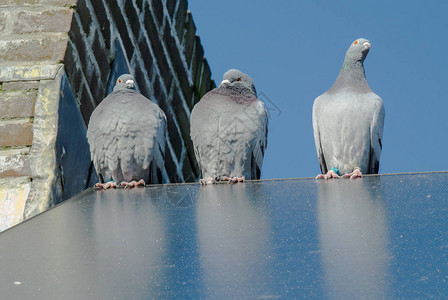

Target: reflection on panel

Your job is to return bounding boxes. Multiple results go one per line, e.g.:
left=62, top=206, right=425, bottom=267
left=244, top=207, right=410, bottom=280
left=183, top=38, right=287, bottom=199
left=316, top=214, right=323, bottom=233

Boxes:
left=317, top=177, right=390, bottom=299
left=195, top=184, right=273, bottom=298
left=92, top=189, right=167, bottom=297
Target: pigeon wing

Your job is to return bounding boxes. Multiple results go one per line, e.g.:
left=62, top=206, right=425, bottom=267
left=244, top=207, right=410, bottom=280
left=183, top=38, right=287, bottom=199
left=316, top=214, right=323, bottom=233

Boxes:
left=368, top=95, right=385, bottom=174
left=312, top=95, right=329, bottom=174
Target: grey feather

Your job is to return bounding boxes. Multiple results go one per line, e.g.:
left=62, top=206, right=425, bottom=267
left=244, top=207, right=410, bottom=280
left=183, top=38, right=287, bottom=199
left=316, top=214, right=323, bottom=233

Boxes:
left=87, top=74, right=167, bottom=184
left=190, top=69, right=268, bottom=180
left=312, top=38, right=385, bottom=175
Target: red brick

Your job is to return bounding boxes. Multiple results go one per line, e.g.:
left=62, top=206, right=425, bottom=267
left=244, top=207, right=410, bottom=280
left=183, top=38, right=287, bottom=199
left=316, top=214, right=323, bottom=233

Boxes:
left=0, top=122, right=33, bottom=147
left=13, top=9, right=73, bottom=34
left=0, top=154, right=31, bottom=178
left=0, top=90, right=37, bottom=119
left=2, top=81, right=40, bottom=91
left=0, top=37, right=68, bottom=63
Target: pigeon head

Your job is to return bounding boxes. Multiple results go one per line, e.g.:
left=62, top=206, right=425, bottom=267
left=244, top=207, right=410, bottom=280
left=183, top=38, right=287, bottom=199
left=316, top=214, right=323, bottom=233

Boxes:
left=345, top=38, right=371, bottom=62
left=219, top=69, right=257, bottom=96
left=113, top=74, right=136, bottom=92
left=330, top=38, right=373, bottom=92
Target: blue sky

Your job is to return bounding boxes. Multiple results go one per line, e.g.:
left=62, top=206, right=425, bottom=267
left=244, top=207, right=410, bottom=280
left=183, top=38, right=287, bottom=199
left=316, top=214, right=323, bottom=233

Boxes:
left=187, top=1, right=448, bottom=179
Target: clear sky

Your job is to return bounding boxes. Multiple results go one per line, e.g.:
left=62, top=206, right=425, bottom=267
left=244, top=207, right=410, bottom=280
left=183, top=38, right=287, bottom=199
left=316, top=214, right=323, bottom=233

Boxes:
left=187, top=0, right=448, bottom=179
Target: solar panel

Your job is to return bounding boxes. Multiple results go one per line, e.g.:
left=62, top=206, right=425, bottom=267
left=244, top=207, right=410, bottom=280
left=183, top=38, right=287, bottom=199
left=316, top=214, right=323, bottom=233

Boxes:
left=1, top=172, right=447, bottom=298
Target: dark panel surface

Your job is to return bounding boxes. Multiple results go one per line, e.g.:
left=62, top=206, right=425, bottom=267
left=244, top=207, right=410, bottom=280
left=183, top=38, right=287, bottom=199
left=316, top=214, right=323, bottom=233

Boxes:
left=1, top=173, right=447, bottom=299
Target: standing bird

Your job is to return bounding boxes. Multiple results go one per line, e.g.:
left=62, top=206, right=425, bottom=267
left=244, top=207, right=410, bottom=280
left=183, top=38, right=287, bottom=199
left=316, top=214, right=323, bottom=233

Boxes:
left=313, top=38, right=385, bottom=179
left=87, top=74, right=167, bottom=189
left=190, top=69, right=268, bottom=185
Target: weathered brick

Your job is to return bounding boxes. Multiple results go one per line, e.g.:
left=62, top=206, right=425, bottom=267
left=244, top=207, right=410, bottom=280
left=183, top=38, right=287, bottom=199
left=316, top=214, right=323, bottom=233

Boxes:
left=76, top=0, right=92, bottom=36
left=13, top=9, right=73, bottom=34
left=0, top=0, right=38, bottom=4
left=0, top=90, right=37, bottom=119
left=175, top=0, right=187, bottom=41
left=40, top=0, right=77, bottom=4
left=4, top=0, right=78, bottom=5
left=124, top=0, right=140, bottom=39
left=0, top=121, right=33, bottom=147
left=1, top=81, right=40, bottom=91
left=0, top=154, right=31, bottom=178
left=183, top=12, right=196, bottom=67
left=150, top=0, right=163, bottom=26
left=0, top=12, right=7, bottom=32
left=0, top=36, right=68, bottom=63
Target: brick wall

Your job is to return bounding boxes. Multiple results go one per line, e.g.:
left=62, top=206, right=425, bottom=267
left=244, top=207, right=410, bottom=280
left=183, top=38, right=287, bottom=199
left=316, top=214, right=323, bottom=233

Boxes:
left=0, top=0, right=214, bottom=231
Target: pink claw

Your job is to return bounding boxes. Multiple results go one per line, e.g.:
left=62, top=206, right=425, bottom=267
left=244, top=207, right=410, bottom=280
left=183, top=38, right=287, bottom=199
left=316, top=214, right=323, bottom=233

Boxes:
left=316, top=169, right=340, bottom=180
left=343, top=168, right=363, bottom=179
left=222, top=176, right=245, bottom=184
left=95, top=181, right=118, bottom=189
left=200, top=177, right=216, bottom=185
left=119, top=179, right=146, bottom=189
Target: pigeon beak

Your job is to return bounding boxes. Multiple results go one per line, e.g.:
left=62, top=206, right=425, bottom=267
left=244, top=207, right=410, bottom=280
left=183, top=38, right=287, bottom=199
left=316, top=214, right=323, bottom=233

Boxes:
left=220, top=79, right=231, bottom=86
left=126, top=79, right=135, bottom=88
left=363, top=42, right=371, bottom=49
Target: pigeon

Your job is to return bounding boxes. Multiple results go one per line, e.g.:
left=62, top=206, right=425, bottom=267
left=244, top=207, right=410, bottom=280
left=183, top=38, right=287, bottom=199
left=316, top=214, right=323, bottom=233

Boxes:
left=87, top=74, right=167, bottom=189
left=190, top=69, right=268, bottom=185
left=312, top=38, right=385, bottom=179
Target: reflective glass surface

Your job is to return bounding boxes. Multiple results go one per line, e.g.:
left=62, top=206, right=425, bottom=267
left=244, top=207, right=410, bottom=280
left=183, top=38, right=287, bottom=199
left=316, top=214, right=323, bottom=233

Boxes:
left=1, top=172, right=447, bottom=299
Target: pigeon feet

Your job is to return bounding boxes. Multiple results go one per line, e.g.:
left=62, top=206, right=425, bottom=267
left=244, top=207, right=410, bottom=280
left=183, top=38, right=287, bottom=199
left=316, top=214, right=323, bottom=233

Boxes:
left=199, top=176, right=245, bottom=185
left=119, top=179, right=146, bottom=189
left=221, top=176, right=245, bottom=184
left=316, top=169, right=340, bottom=180
left=95, top=181, right=118, bottom=189
left=200, top=177, right=217, bottom=185
left=342, top=168, right=363, bottom=179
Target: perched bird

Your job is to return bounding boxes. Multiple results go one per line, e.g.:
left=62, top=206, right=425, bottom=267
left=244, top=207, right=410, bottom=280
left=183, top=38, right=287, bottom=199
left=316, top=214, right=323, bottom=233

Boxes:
left=313, top=38, right=385, bottom=179
left=190, top=69, right=268, bottom=185
left=87, top=74, right=167, bottom=189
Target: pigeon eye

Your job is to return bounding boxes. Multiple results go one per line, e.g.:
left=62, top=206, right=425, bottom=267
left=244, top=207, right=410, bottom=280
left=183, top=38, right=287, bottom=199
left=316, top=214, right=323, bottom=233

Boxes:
left=353, top=40, right=359, bottom=45
left=236, top=78, right=242, bottom=82
left=117, top=78, right=123, bottom=84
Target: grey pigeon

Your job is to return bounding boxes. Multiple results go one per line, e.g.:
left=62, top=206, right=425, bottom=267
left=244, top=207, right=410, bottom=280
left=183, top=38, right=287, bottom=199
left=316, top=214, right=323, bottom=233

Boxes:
left=313, top=38, right=385, bottom=179
left=190, top=69, right=268, bottom=184
left=87, top=74, right=167, bottom=189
